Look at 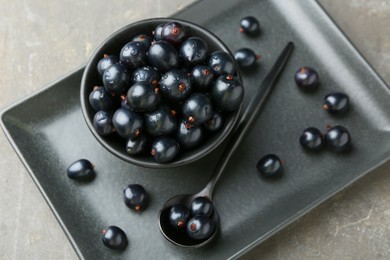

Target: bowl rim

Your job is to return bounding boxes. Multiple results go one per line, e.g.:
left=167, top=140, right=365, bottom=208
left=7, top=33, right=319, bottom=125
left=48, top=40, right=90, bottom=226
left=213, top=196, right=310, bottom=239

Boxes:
left=80, top=17, right=243, bottom=168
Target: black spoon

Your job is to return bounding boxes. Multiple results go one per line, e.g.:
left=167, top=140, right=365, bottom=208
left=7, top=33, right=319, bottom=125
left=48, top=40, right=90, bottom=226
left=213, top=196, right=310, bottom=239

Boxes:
left=158, top=42, right=295, bottom=248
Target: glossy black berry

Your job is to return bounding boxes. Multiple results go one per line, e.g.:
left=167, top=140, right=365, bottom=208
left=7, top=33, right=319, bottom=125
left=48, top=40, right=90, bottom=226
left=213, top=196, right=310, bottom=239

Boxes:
left=126, top=135, right=149, bottom=155
left=161, top=21, right=186, bottom=45
left=186, top=215, right=216, bottom=240
left=89, top=86, right=116, bottom=112
left=325, top=125, right=352, bottom=152
left=294, top=66, right=319, bottom=91
left=102, top=63, right=131, bottom=96
left=176, top=119, right=204, bottom=149
left=203, top=110, right=223, bottom=132
left=234, top=48, right=260, bottom=68
left=256, top=154, right=283, bottom=178
left=211, top=74, right=244, bottom=112
left=179, top=37, right=208, bottom=67
left=67, top=159, right=95, bottom=181
left=190, top=197, right=214, bottom=217
left=208, top=51, right=236, bottom=76
left=112, top=108, right=143, bottom=139
left=299, top=127, right=324, bottom=151
left=240, top=16, right=260, bottom=36
left=123, top=184, right=148, bottom=211
left=93, top=110, right=114, bottom=136
left=191, top=65, right=214, bottom=92
left=126, top=82, right=160, bottom=112
left=148, top=41, right=179, bottom=73
left=97, top=54, right=119, bottom=77
left=131, top=34, right=153, bottom=48
left=182, top=93, right=213, bottom=126
left=169, top=204, right=190, bottom=229
left=132, top=66, right=161, bottom=87
left=153, top=23, right=165, bottom=41
left=159, top=69, right=192, bottom=101
left=151, top=137, right=180, bottom=163
left=323, top=92, right=349, bottom=114
left=144, top=105, right=177, bottom=136
left=120, top=41, right=148, bottom=70
left=102, top=226, right=128, bottom=250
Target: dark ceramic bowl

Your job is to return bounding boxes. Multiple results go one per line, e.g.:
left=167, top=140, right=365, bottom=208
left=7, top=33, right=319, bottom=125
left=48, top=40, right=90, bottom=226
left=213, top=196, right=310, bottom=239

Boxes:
left=80, top=18, right=242, bottom=168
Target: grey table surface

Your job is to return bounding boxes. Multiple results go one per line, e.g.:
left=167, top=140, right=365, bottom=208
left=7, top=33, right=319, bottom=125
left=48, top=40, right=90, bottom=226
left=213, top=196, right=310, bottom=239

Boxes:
left=0, top=0, right=389, bottom=259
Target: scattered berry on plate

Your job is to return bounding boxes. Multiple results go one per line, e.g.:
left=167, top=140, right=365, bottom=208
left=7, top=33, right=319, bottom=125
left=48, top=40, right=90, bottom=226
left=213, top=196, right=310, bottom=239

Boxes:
left=323, top=91, right=350, bottom=114
left=123, top=184, right=148, bottom=211
left=239, top=16, right=260, bottom=36
left=294, top=66, right=319, bottom=91
left=67, top=159, right=95, bottom=181
left=101, top=226, right=128, bottom=250
left=256, top=154, right=283, bottom=178
left=234, top=48, right=261, bottom=69
left=325, top=125, right=352, bottom=152
left=299, top=127, right=324, bottom=151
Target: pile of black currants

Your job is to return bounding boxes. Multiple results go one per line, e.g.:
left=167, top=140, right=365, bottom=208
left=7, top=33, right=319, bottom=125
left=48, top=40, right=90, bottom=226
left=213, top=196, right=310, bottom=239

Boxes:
left=168, top=196, right=216, bottom=241
left=89, top=21, right=244, bottom=163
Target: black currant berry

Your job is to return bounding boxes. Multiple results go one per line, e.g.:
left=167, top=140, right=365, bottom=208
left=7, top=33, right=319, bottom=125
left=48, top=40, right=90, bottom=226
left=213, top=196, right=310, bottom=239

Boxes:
left=325, top=125, right=352, bottom=152
left=299, top=127, right=324, bottom=151
left=151, top=137, right=180, bottom=163
left=126, top=82, right=160, bottom=112
left=97, top=54, right=119, bottom=77
left=159, top=69, right=192, bottom=101
left=323, top=92, right=350, bottom=114
left=131, top=34, right=153, bottom=48
left=207, top=51, right=236, bottom=76
left=102, top=226, right=128, bottom=250
left=102, top=63, right=131, bottom=96
left=234, top=48, right=261, bottom=69
left=191, top=65, right=214, bottom=92
left=126, top=135, right=149, bottom=156
left=132, top=66, right=161, bottom=87
left=112, top=108, right=143, bottom=139
left=67, top=159, right=95, bottom=181
left=256, top=154, right=283, bottom=178
left=211, top=74, right=244, bottom=112
left=123, top=184, right=148, bottom=211
left=153, top=23, right=165, bottom=41
left=93, top=110, right=114, bottom=136
left=120, top=41, right=148, bottom=70
left=89, top=86, right=116, bottom=112
left=294, top=66, right=319, bottom=91
left=176, top=119, right=204, bottom=149
left=144, top=105, right=177, bottom=136
left=203, top=110, right=223, bottom=132
left=240, top=16, right=260, bottom=36
left=179, top=36, right=208, bottom=67
left=161, top=21, right=186, bottom=45
left=148, top=41, right=179, bottom=73
left=186, top=215, right=216, bottom=240
left=190, top=197, right=214, bottom=217
left=169, top=204, right=191, bottom=229
left=182, top=93, right=213, bottom=126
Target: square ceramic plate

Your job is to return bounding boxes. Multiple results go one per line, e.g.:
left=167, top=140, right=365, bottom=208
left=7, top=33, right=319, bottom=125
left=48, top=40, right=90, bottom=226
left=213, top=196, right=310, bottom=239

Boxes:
left=2, top=0, right=390, bottom=259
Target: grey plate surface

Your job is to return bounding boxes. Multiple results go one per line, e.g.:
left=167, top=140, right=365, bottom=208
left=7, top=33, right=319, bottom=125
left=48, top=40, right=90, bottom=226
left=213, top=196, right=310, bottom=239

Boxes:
left=2, top=0, right=390, bottom=259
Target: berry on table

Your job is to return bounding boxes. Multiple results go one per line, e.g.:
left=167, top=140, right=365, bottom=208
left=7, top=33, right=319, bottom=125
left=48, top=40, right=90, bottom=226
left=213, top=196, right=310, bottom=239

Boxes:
left=323, top=92, right=350, bottom=114
left=294, top=66, right=319, bottom=91
left=239, top=16, right=260, bottom=36
left=234, top=48, right=261, bottom=69
left=325, top=125, right=352, bottom=152
left=101, top=226, right=128, bottom=250
left=123, top=184, right=148, bottom=211
left=299, top=127, right=324, bottom=151
left=67, top=159, right=95, bottom=181
left=256, top=154, right=283, bottom=178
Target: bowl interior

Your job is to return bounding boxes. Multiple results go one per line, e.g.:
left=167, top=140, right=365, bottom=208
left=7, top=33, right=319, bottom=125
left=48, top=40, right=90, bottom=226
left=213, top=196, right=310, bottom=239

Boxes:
left=81, top=18, right=242, bottom=168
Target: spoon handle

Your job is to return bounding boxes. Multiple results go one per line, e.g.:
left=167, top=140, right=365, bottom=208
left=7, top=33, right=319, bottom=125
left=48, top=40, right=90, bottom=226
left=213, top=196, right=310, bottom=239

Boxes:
left=201, top=42, right=295, bottom=198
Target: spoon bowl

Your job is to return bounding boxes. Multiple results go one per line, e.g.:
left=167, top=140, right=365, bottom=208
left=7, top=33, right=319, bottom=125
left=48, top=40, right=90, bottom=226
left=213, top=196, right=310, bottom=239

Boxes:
left=158, top=42, right=294, bottom=248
